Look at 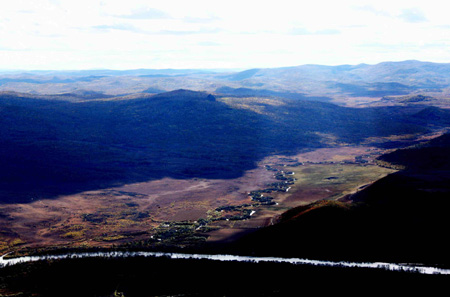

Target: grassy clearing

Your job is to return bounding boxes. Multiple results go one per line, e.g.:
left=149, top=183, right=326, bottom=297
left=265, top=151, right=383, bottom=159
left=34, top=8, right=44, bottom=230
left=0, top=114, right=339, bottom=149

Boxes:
left=292, top=164, right=393, bottom=186
left=61, top=231, right=85, bottom=239
left=285, top=163, right=396, bottom=200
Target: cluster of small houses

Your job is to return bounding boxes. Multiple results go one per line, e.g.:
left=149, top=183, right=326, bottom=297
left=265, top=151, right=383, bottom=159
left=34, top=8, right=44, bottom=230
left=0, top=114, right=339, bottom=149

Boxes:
left=209, top=165, right=298, bottom=222
left=148, top=156, right=375, bottom=244
left=246, top=165, right=297, bottom=205
left=210, top=156, right=371, bottom=223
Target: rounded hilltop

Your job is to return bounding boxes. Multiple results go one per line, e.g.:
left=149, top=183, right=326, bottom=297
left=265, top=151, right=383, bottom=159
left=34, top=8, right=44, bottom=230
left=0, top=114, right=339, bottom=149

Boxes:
left=151, top=89, right=216, bottom=102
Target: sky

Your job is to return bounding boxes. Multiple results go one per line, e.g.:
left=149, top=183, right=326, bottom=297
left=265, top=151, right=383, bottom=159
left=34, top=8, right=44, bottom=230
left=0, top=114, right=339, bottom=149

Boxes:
left=0, top=0, right=449, bottom=70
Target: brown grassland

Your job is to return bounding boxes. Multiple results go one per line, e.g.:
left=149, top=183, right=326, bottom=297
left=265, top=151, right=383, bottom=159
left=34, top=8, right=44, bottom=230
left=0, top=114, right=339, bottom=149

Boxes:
left=0, top=145, right=396, bottom=254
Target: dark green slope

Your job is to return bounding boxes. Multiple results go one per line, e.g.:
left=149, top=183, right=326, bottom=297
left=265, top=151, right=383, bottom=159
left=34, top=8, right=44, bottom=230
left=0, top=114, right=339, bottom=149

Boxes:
left=0, top=90, right=446, bottom=203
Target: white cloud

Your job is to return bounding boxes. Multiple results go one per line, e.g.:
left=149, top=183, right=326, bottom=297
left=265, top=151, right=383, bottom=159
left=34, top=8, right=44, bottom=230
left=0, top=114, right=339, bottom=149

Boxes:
left=398, top=8, right=428, bottom=23
left=354, top=5, right=391, bottom=17
left=0, top=0, right=450, bottom=69
left=290, top=28, right=341, bottom=36
left=114, top=7, right=171, bottom=20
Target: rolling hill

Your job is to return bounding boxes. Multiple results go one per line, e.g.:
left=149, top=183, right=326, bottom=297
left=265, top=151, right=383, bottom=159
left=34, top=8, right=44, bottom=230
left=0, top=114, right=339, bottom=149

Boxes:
left=221, top=60, right=450, bottom=86
left=1, top=89, right=447, bottom=203
left=3, top=61, right=450, bottom=100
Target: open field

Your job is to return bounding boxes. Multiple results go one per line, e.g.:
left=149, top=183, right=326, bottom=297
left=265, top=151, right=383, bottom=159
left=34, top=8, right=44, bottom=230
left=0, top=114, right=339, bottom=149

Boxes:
left=0, top=145, right=396, bottom=254
left=205, top=147, right=396, bottom=242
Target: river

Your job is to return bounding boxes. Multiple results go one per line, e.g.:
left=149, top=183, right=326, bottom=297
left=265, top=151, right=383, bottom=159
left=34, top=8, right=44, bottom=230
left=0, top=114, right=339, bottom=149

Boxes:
left=1, top=251, right=449, bottom=275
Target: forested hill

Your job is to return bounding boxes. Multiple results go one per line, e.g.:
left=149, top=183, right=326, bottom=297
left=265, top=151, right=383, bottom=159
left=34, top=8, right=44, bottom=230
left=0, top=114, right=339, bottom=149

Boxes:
left=377, top=133, right=450, bottom=171
left=0, top=89, right=448, bottom=202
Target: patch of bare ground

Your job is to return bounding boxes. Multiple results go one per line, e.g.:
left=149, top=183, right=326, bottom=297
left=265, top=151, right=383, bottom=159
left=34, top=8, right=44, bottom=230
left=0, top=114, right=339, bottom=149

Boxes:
left=330, top=96, right=385, bottom=107
left=0, top=145, right=397, bottom=253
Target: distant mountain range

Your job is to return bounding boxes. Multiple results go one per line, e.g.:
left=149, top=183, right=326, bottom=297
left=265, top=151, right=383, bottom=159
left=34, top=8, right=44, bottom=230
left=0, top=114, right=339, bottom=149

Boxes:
left=3, top=60, right=449, bottom=83
left=223, top=60, right=450, bottom=85
left=1, top=60, right=450, bottom=100
left=215, top=60, right=450, bottom=99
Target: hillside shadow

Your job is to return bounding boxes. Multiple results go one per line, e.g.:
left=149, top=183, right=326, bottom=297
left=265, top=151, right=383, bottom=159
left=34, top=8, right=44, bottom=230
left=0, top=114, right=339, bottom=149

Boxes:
left=1, top=90, right=448, bottom=203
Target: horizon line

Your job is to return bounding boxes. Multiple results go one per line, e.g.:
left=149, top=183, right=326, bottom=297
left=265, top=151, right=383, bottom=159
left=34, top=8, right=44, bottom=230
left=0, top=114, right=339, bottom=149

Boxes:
left=1, top=59, right=448, bottom=73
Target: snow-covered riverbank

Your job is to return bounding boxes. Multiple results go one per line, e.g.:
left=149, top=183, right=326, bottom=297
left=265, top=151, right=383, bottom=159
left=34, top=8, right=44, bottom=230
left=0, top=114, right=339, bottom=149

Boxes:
left=1, top=251, right=449, bottom=275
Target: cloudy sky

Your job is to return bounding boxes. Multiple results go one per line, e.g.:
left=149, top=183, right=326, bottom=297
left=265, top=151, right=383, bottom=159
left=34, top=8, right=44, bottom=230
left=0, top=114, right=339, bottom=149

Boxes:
left=0, top=0, right=449, bottom=70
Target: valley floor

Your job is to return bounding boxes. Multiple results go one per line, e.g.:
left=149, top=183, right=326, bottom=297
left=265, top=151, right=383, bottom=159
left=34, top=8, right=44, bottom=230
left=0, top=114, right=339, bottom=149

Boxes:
left=0, top=144, right=396, bottom=255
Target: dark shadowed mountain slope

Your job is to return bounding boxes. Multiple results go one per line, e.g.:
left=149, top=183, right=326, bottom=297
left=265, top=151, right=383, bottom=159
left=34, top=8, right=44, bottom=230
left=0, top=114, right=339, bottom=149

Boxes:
left=0, top=90, right=447, bottom=203
left=215, top=86, right=332, bottom=101
left=331, top=82, right=416, bottom=97
left=230, top=133, right=450, bottom=265
left=377, top=133, right=450, bottom=171
left=219, top=68, right=261, bottom=81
